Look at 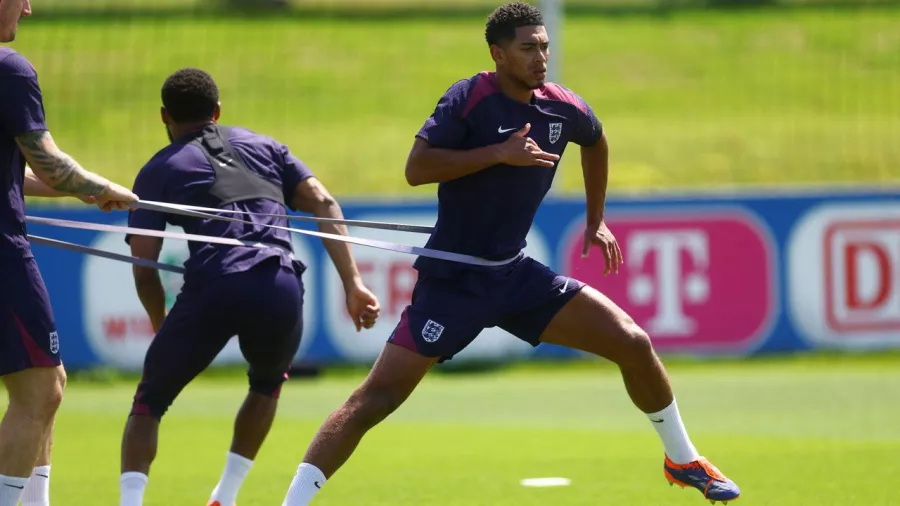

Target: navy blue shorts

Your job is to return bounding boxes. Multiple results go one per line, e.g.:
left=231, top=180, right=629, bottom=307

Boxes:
left=388, top=254, right=584, bottom=361
left=0, top=258, right=61, bottom=376
left=132, top=256, right=305, bottom=418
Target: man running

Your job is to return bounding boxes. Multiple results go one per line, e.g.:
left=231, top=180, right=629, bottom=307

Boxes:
left=280, top=3, right=740, bottom=505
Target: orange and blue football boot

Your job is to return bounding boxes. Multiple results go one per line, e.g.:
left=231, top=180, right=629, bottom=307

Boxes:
left=664, top=455, right=740, bottom=504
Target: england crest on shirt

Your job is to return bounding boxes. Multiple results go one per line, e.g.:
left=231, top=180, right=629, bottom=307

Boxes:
left=422, top=319, right=445, bottom=343
left=549, top=122, right=563, bottom=144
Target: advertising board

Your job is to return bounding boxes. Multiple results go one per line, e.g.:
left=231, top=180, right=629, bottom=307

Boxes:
left=23, top=187, right=900, bottom=370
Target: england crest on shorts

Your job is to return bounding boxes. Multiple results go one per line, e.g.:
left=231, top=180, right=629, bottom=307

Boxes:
left=422, top=319, right=445, bottom=343
left=549, top=122, right=563, bottom=144
left=49, top=331, right=59, bottom=354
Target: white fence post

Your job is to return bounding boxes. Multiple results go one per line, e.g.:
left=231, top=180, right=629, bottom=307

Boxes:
left=542, top=0, right=565, bottom=194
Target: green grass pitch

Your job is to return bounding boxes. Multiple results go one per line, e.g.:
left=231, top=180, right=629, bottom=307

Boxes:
left=4, top=3, right=900, bottom=503
left=15, top=354, right=899, bottom=505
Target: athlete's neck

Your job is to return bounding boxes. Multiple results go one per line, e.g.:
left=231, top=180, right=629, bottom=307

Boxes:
left=494, top=71, right=534, bottom=104
left=169, top=121, right=216, bottom=142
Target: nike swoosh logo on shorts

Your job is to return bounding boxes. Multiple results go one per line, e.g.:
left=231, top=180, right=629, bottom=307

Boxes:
left=498, top=126, right=517, bottom=133
left=560, top=278, right=570, bottom=293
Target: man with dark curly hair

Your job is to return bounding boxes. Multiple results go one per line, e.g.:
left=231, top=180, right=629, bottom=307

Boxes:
left=117, top=67, right=381, bottom=506
left=280, top=3, right=740, bottom=504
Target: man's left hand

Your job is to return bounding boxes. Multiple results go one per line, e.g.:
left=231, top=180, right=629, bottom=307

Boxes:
left=582, top=221, right=624, bottom=275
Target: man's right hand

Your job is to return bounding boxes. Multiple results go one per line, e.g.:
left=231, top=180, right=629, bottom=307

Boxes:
left=496, top=123, right=560, bottom=168
left=345, top=281, right=381, bottom=332
left=94, top=182, right=139, bottom=212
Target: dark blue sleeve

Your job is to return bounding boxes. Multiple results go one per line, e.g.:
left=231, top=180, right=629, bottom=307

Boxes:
left=0, top=54, right=47, bottom=136
left=572, top=94, right=604, bottom=147
left=279, top=143, right=315, bottom=210
left=125, top=163, right=168, bottom=244
left=415, top=79, right=470, bottom=149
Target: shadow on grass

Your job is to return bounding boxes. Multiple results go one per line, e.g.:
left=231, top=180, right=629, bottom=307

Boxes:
left=29, top=0, right=900, bottom=24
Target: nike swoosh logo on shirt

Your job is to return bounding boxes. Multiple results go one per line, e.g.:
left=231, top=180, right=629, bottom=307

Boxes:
left=498, top=126, right=517, bottom=134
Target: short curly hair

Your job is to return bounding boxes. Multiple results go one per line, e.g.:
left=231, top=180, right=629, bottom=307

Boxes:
left=161, top=68, right=219, bottom=123
left=485, top=2, right=544, bottom=47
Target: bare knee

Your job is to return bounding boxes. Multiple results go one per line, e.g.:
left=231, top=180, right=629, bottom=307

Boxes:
left=35, top=369, right=64, bottom=417
left=343, top=384, right=406, bottom=430
left=615, top=321, right=657, bottom=368
left=331, top=342, right=431, bottom=431
left=56, top=366, right=67, bottom=392
left=7, top=367, right=65, bottom=421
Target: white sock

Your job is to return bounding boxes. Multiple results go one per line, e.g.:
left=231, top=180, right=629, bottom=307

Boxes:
left=119, top=472, right=148, bottom=506
left=282, top=463, right=326, bottom=506
left=647, top=399, right=701, bottom=464
left=21, top=466, right=51, bottom=506
left=0, top=475, right=28, bottom=506
left=209, top=452, right=254, bottom=506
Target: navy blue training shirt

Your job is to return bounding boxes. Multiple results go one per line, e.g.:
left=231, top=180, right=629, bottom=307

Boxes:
left=127, top=126, right=314, bottom=285
left=0, top=48, right=47, bottom=260
left=413, top=71, right=603, bottom=274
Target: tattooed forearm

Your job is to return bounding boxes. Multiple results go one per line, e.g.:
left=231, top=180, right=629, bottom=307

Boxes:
left=15, top=130, right=110, bottom=196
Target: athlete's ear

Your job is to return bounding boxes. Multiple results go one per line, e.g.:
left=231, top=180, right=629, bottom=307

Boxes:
left=213, top=102, right=221, bottom=122
left=160, top=107, right=170, bottom=125
left=490, top=43, right=505, bottom=66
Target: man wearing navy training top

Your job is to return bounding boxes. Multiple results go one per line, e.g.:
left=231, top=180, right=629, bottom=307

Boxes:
left=117, top=68, right=381, bottom=506
left=1, top=2, right=138, bottom=506
left=281, top=3, right=740, bottom=505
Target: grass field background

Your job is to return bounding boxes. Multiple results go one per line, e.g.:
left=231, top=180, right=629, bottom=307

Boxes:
left=5, top=3, right=899, bottom=503
left=28, top=354, right=900, bottom=505
left=10, top=0, right=900, bottom=200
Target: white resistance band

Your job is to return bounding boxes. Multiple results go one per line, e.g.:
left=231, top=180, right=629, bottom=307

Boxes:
left=26, top=200, right=518, bottom=272
left=137, top=200, right=436, bottom=234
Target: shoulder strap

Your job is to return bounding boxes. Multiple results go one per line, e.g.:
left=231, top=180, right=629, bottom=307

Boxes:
left=190, top=125, right=286, bottom=206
